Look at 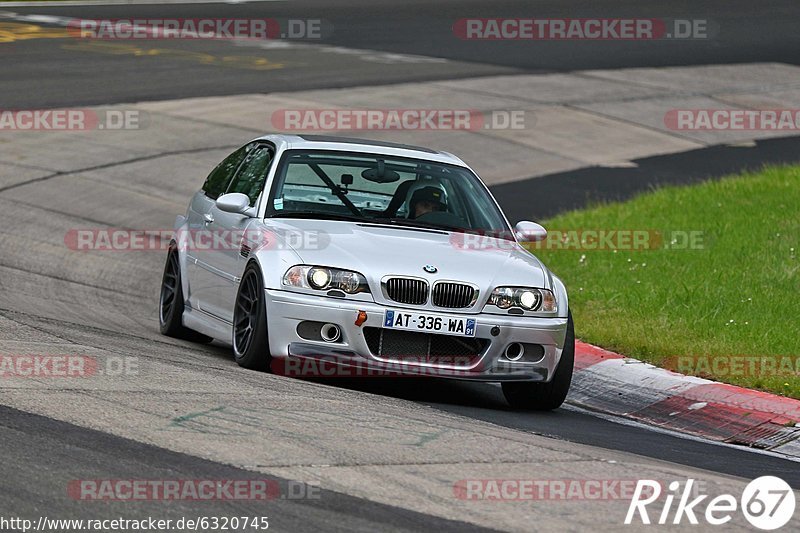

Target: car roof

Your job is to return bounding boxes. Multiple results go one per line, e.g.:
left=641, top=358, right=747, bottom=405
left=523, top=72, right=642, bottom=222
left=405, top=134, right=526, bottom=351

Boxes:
left=254, top=133, right=469, bottom=167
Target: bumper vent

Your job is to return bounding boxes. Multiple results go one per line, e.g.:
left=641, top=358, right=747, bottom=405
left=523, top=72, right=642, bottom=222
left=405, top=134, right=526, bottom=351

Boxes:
left=364, top=327, right=487, bottom=365
left=384, top=277, right=428, bottom=305
left=432, top=282, right=476, bottom=308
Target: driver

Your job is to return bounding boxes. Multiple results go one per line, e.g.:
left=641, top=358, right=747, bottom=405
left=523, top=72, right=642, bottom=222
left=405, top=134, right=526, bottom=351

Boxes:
left=409, top=186, right=446, bottom=219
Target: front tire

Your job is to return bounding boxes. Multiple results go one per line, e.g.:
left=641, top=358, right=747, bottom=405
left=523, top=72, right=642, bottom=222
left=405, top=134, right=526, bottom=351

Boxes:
left=502, top=311, right=575, bottom=411
left=232, top=263, right=272, bottom=371
left=159, top=245, right=213, bottom=343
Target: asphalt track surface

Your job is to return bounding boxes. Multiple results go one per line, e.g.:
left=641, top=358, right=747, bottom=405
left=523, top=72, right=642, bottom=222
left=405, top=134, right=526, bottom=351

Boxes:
left=0, top=405, right=491, bottom=532
left=328, top=378, right=800, bottom=488
left=1, top=0, right=800, bottom=107
left=2, top=1, right=800, bottom=530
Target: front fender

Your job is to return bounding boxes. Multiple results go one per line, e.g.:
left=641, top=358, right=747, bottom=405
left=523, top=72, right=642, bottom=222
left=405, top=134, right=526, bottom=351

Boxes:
left=171, top=214, right=192, bottom=301
left=250, top=243, right=304, bottom=291
left=551, top=273, right=569, bottom=318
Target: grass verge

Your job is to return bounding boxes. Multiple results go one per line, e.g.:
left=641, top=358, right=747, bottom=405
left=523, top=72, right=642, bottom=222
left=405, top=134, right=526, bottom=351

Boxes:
left=530, top=165, right=800, bottom=398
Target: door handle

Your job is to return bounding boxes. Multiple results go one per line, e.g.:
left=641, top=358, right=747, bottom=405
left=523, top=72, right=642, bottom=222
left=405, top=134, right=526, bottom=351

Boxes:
left=203, top=213, right=214, bottom=225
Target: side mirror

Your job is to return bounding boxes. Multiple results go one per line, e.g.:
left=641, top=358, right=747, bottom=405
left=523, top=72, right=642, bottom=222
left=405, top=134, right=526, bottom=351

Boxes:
left=216, top=193, right=252, bottom=215
left=514, top=221, right=547, bottom=242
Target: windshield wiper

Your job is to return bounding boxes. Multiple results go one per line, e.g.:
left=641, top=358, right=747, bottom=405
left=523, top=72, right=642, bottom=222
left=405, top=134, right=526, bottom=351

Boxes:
left=269, top=211, right=367, bottom=223
left=373, top=217, right=467, bottom=233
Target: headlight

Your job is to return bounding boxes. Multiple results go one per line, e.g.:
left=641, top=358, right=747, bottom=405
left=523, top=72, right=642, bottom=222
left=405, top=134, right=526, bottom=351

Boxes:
left=283, top=265, right=370, bottom=295
left=308, top=267, right=331, bottom=289
left=335, top=270, right=362, bottom=293
left=493, top=287, right=515, bottom=309
left=487, top=287, right=556, bottom=312
left=518, top=289, right=540, bottom=310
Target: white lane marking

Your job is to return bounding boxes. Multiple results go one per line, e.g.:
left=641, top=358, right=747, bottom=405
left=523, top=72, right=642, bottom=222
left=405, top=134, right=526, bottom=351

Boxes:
left=0, top=12, right=74, bottom=24
left=0, top=10, right=449, bottom=65
left=0, top=1, right=285, bottom=7
left=232, top=39, right=447, bottom=65
left=582, top=356, right=712, bottom=388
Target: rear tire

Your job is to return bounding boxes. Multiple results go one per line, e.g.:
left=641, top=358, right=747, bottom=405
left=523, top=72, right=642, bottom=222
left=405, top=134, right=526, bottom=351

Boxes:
left=159, top=245, right=214, bottom=343
left=232, top=263, right=272, bottom=371
left=502, top=311, right=574, bottom=411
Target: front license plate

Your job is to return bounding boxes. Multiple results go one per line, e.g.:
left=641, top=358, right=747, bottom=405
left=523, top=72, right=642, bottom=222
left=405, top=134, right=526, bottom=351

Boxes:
left=383, top=310, right=476, bottom=337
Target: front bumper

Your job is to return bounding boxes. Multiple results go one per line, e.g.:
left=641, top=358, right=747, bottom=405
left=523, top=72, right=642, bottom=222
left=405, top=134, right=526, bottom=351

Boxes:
left=265, top=289, right=568, bottom=382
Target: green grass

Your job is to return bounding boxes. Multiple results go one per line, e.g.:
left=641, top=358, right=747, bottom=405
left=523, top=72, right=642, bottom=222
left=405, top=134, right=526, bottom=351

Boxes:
left=530, top=165, right=800, bottom=398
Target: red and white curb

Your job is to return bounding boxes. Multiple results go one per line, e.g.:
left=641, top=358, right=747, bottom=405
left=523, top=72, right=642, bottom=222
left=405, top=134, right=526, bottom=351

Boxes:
left=571, top=342, right=800, bottom=458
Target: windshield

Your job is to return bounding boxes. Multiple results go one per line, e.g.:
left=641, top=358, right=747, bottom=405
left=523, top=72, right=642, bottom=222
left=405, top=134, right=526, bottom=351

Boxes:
left=265, top=150, right=511, bottom=236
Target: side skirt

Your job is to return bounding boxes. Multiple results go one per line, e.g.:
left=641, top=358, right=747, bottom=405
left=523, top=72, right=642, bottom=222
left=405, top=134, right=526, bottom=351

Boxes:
left=183, top=305, right=232, bottom=345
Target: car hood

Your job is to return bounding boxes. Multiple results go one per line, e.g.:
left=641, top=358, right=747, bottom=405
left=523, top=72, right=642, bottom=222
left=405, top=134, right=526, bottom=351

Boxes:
left=265, top=219, right=550, bottom=296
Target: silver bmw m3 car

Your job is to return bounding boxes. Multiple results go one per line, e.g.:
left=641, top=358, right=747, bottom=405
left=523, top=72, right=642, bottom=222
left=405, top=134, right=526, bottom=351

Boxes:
left=159, top=134, right=574, bottom=410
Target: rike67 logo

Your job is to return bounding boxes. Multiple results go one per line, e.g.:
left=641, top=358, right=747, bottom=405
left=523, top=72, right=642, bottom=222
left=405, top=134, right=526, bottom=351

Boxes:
left=626, top=477, right=795, bottom=530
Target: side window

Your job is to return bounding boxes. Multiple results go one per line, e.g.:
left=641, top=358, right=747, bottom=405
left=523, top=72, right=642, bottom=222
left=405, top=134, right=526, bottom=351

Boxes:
left=201, top=144, right=250, bottom=200
left=226, top=146, right=273, bottom=206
